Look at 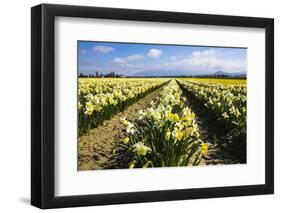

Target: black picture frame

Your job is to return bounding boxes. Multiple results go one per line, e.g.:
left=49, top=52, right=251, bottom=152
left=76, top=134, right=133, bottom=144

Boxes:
left=31, top=3, right=274, bottom=209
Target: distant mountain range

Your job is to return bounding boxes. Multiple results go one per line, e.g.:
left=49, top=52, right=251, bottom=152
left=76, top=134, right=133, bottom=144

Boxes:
left=133, top=70, right=198, bottom=77
left=132, top=70, right=246, bottom=77
left=212, top=70, right=246, bottom=77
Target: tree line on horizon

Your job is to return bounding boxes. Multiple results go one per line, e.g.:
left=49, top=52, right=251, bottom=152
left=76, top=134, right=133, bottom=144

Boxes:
left=79, top=72, right=246, bottom=79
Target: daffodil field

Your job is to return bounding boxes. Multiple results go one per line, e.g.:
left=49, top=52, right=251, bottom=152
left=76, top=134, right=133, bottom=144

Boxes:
left=177, top=79, right=246, bottom=133
left=119, top=80, right=205, bottom=168
left=78, top=78, right=166, bottom=135
left=177, top=78, right=247, bottom=162
left=78, top=77, right=247, bottom=169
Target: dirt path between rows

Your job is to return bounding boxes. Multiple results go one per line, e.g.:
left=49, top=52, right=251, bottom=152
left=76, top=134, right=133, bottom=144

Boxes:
left=176, top=81, right=243, bottom=165
left=78, top=84, right=166, bottom=170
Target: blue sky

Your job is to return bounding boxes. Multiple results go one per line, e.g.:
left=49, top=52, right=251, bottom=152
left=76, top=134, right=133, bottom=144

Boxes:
left=78, top=41, right=247, bottom=76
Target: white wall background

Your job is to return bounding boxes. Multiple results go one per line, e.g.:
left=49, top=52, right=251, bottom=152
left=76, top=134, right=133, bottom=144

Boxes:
left=0, top=0, right=279, bottom=212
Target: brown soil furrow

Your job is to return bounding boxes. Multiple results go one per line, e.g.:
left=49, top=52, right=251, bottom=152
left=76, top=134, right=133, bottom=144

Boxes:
left=78, top=84, right=166, bottom=170
left=176, top=81, right=240, bottom=165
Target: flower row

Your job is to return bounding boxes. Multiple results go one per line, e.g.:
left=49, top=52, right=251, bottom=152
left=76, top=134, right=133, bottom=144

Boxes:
left=78, top=78, right=168, bottom=136
left=177, top=79, right=247, bottom=135
left=119, top=80, right=207, bottom=168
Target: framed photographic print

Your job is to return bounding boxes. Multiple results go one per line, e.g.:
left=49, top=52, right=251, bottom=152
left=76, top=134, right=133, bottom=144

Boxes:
left=31, top=3, right=274, bottom=209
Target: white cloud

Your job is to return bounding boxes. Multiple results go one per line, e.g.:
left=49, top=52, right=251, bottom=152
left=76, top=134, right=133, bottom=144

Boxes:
left=180, top=49, right=246, bottom=72
left=192, top=49, right=216, bottom=58
left=111, top=55, right=145, bottom=75
left=113, top=54, right=144, bottom=65
left=127, top=54, right=144, bottom=61
left=144, top=49, right=246, bottom=73
left=170, top=56, right=183, bottom=60
left=113, top=57, right=126, bottom=65
left=147, top=49, right=162, bottom=58
left=93, top=45, right=114, bottom=53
